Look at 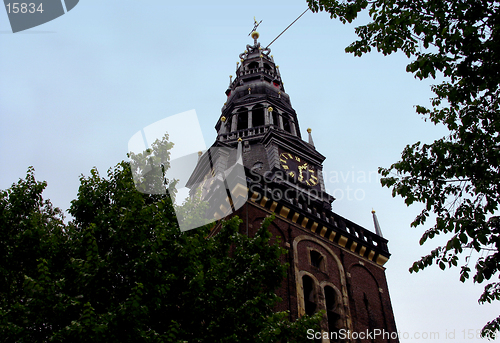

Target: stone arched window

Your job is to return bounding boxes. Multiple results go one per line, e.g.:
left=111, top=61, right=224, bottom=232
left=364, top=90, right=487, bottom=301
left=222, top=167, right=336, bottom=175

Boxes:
left=252, top=104, right=265, bottom=127
left=302, top=275, right=317, bottom=316
left=324, top=285, right=342, bottom=340
left=237, top=108, right=248, bottom=131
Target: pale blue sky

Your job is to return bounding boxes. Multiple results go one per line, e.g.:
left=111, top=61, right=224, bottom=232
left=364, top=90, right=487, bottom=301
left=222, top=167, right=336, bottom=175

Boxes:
left=1, top=0, right=497, bottom=341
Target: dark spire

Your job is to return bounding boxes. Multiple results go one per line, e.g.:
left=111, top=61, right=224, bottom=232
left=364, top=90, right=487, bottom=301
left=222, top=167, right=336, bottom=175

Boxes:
left=307, top=128, right=315, bottom=146
left=215, top=33, right=302, bottom=144
left=372, top=210, right=384, bottom=237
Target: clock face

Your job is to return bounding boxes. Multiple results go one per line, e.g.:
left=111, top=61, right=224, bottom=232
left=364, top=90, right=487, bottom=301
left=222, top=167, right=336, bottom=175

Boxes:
left=279, top=152, right=319, bottom=187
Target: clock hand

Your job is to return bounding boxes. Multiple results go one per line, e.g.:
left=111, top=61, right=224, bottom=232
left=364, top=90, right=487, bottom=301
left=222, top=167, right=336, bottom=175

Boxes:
left=297, top=163, right=308, bottom=182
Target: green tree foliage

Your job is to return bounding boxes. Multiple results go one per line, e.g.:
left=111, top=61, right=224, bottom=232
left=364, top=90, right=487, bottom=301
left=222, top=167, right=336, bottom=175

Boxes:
left=307, top=0, right=500, bottom=337
left=0, top=154, right=320, bottom=341
left=0, top=167, right=70, bottom=342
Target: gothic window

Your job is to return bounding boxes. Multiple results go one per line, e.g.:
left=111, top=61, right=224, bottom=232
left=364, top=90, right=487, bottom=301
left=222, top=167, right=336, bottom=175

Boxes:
left=252, top=104, right=265, bottom=127
left=324, top=286, right=342, bottom=341
left=237, top=108, right=248, bottom=131
left=226, top=115, right=232, bottom=132
left=264, top=63, right=272, bottom=71
left=302, top=275, right=317, bottom=316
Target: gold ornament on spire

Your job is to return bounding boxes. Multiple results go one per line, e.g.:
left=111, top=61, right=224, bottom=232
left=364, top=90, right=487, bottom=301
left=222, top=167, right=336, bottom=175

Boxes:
left=249, top=17, right=262, bottom=36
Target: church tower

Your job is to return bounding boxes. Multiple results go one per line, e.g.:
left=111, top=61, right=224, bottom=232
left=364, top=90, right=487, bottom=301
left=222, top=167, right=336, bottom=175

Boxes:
left=187, top=32, right=399, bottom=342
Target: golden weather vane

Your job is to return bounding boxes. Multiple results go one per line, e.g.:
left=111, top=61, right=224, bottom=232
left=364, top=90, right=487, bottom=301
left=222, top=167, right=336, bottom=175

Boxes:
left=248, top=16, right=262, bottom=36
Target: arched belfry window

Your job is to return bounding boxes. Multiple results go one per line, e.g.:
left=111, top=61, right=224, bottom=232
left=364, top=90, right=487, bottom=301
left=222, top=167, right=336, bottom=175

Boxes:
left=283, top=117, right=292, bottom=133
left=237, top=108, right=248, bottom=131
left=302, top=275, right=317, bottom=316
left=272, top=111, right=279, bottom=128
left=324, top=286, right=342, bottom=341
left=252, top=104, right=265, bottom=127
left=248, top=61, right=259, bottom=70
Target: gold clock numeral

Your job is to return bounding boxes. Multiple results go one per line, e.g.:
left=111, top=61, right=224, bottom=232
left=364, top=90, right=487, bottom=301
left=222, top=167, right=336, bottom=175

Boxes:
left=279, top=151, right=320, bottom=187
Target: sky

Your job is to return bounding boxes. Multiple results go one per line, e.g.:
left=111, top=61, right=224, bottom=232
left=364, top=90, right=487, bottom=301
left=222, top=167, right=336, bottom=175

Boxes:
left=1, top=0, right=498, bottom=342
